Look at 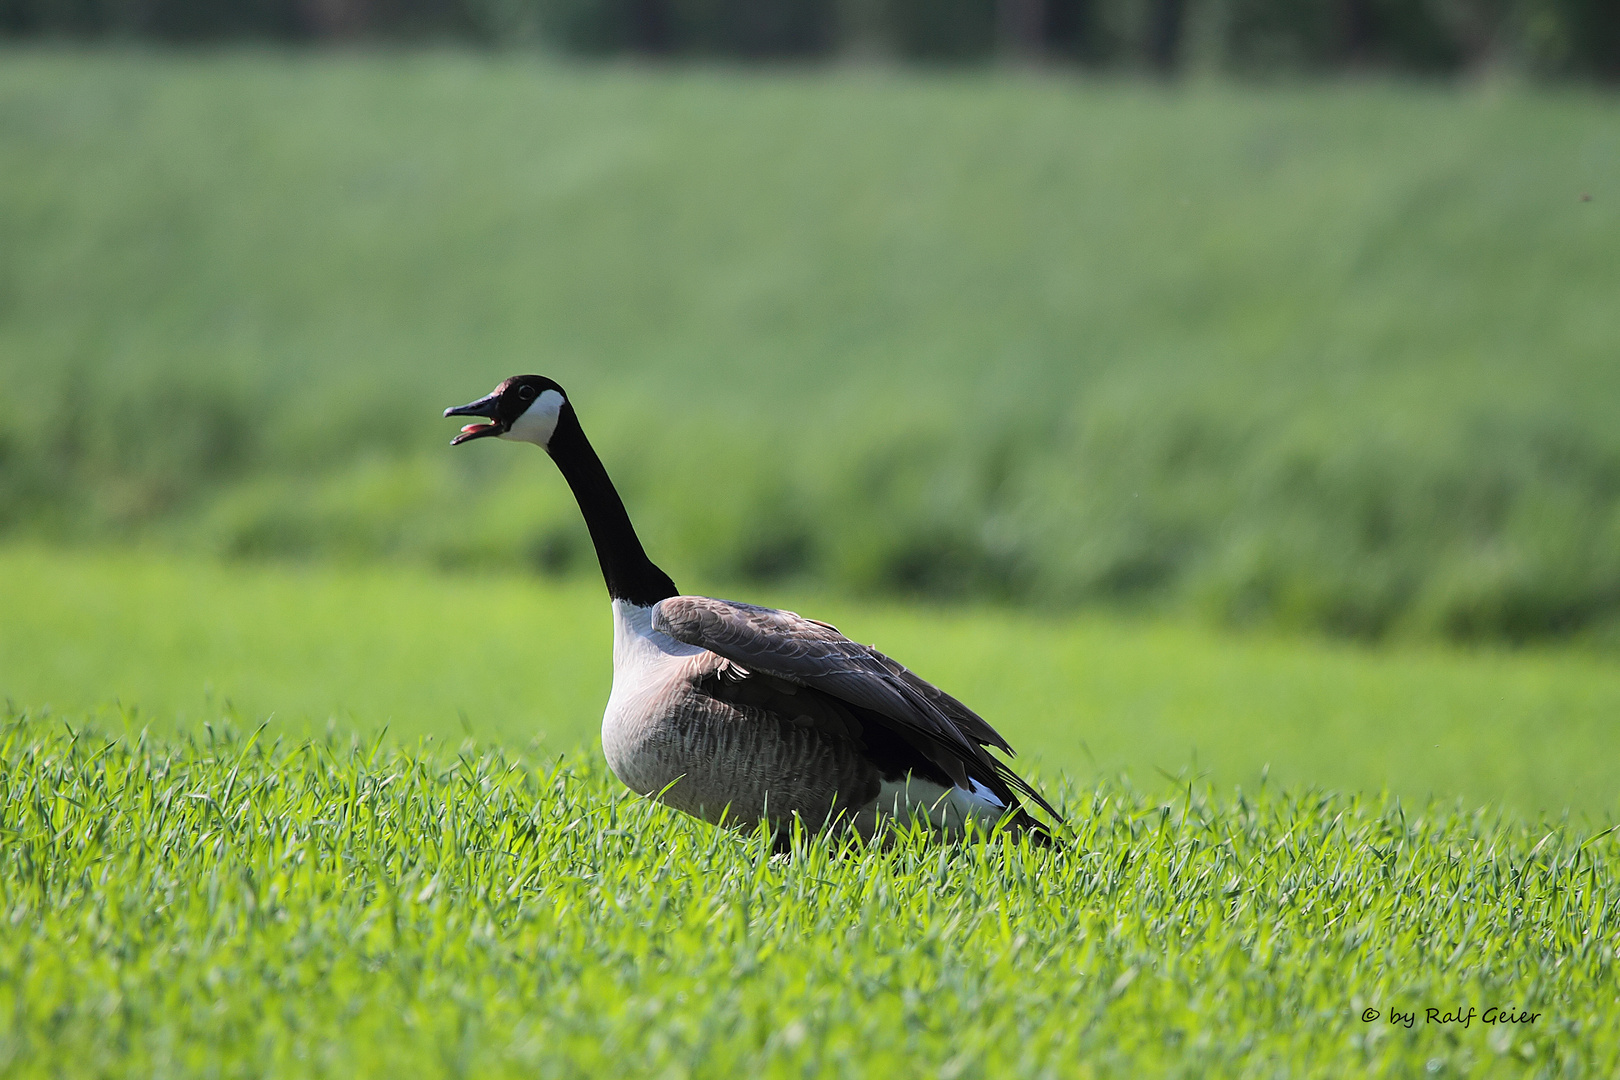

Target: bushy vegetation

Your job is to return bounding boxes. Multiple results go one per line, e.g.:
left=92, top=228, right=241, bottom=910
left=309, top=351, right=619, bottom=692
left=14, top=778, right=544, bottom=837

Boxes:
left=1, top=715, right=1616, bottom=1077
left=2, top=55, right=1618, bottom=642
left=1, top=0, right=1616, bottom=78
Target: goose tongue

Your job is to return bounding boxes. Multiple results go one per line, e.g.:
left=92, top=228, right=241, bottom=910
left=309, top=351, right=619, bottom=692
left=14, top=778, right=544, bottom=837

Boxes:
left=450, top=422, right=502, bottom=446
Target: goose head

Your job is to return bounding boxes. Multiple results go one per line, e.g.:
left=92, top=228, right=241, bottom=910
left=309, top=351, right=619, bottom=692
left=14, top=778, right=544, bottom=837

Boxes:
left=444, top=375, right=566, bottom=448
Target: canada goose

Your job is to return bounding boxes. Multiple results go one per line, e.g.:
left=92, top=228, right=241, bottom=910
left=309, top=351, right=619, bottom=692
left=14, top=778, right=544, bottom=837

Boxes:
left=446, top=375, right=1061, bottom=843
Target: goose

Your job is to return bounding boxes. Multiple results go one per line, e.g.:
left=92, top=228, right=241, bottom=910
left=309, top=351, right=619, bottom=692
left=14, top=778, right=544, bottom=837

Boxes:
left=446, top=375, right=1061, bottom=844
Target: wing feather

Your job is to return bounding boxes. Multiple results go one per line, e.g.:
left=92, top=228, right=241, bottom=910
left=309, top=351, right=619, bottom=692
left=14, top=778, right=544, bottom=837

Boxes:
left=653, top=595, right=1062, bottom=827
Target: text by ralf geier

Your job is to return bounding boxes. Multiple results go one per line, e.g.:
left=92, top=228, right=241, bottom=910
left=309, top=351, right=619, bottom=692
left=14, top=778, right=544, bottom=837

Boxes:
left=1360, top=1006, right=1541, bottom=1029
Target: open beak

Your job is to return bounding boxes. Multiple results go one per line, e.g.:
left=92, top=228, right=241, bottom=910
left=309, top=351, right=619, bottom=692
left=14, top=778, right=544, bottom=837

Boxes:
left=445, top=392, right=505, bottom=445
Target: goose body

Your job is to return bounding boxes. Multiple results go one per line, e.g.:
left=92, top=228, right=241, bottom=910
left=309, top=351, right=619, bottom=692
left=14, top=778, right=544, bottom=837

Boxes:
left=447, top=376, right=1059, bottom=842
left=602, top=599, right=1014, bottom=835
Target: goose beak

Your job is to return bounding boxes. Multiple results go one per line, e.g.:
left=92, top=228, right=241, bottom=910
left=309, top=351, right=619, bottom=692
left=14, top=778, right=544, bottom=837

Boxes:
left=445, top=392, right=505, bottom=445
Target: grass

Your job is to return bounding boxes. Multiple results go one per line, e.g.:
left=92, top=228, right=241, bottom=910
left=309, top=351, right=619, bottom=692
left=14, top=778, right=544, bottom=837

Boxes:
left=1, top=715, right=1617, bottom=1078
left=6, top=546, right=1620, bottom=816
left=5, top=544, right=1619, bottom=1075
left=2, top=52, right=1619, bottom=639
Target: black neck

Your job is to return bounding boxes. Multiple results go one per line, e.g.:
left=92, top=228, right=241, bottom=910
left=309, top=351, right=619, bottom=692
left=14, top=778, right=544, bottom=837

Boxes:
left=546, top=403, right=678, bottom=607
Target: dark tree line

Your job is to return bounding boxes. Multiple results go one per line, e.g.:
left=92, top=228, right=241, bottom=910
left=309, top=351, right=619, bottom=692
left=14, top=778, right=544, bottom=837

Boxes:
left=1, top=0, right=1616, bottom=77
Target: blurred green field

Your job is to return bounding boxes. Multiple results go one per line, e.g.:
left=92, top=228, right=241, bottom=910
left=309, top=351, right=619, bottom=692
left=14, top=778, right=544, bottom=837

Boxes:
left=2, top=52, right=1618, bottom=641
left=5, top=546, right=1619, bottom=816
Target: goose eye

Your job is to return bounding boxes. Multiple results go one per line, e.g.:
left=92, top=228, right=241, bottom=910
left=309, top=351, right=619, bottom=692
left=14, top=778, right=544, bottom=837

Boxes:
left=518, top=385, right=537, bottom=401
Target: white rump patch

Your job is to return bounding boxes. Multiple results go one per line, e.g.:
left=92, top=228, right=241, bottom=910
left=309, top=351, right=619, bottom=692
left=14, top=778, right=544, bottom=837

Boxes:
left=871, top=775, right=1007, bottom=834
left=501, top=388, right=565, bottom=447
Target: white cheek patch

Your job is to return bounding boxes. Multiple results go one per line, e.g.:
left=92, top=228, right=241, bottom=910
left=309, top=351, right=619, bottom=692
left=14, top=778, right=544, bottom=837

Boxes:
left=501, top=388, right=565, bottom=447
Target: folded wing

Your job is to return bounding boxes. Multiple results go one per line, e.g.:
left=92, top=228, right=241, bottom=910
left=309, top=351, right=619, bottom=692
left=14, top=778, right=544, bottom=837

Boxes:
left=652, top=595, right=1062, bottom=828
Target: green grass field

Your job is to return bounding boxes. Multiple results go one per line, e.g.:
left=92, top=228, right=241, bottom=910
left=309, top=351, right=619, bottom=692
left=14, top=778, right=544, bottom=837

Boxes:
left=2, top=714, right=1616, bottom=1078
left=5, top=542, right=1620, bottom=1076
left=3, top=52, right=1619, bottom=640
left=5, top=547, right=1620, bottom=817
